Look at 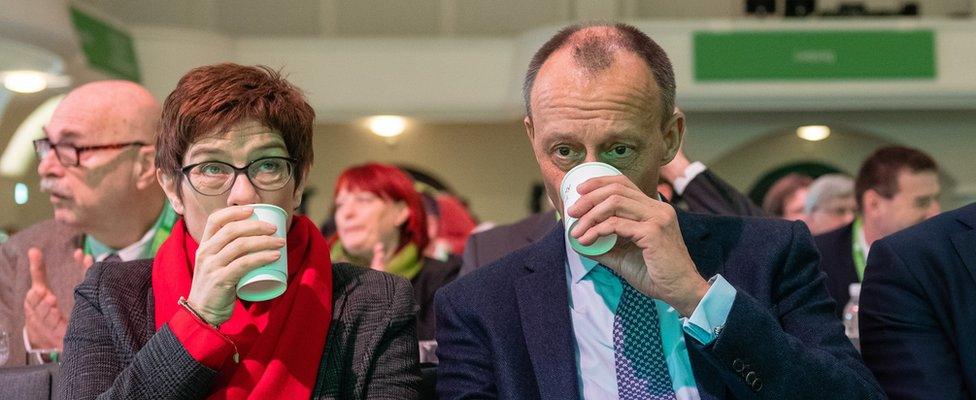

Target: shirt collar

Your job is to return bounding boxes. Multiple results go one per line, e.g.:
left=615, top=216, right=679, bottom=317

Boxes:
left=85, top=203, right=170, bottom=262
left=565, top=234, right=601, bottom=284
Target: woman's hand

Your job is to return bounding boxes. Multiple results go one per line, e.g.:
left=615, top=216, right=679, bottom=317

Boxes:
left=186, top=206, right=286, bottom=326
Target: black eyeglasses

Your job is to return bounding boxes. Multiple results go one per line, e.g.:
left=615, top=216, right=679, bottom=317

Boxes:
left=33, top=138, right=147, bottom=167
left=180, top=156, right=297, bottom=196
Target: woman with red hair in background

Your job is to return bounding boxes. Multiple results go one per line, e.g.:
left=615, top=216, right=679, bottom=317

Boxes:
left=331, top=163, right=460, bottom=341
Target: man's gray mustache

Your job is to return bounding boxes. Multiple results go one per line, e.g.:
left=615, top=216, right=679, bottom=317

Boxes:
left=39, top=179, right=67, bottom=195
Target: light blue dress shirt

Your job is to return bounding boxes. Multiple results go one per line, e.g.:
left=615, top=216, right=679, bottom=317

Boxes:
left=566, top=237, right=737, bottom=400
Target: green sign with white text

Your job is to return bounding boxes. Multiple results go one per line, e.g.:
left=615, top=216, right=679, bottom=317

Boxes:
left=694, top=30, right=935, bottom=81
left=69, top=7, right=141, bottom=82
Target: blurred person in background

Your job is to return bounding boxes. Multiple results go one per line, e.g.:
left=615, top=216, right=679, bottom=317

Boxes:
left=0, top=80, right=174, bottom=366
left=804, top=174, right=857, bottom=235
left=762, top=173, right=812, bottom=221
left=58, top=64, right=420, bottom=399
left=431, top=193, right=477, bottom=257
left=658, top=108, right=764, bottom=218
left=331, top=162, right=460, bottom=341
left=815, top=145, right=940, bottom=315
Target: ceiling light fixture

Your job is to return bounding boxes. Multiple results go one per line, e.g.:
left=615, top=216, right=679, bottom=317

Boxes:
left=1, top=70, right=71, bottom=94
left=3, top=70, right=47, bottom=93
left=796, top=125, right=831, bottom=141
left=368, top=115, right=407, bottom=138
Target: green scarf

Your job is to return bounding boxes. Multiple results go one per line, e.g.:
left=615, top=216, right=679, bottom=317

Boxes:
left=330, top=241, right=424, bottom=280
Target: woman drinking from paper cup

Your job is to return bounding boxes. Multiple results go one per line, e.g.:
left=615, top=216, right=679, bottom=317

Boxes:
left=58, top=64, right=421, bottom=399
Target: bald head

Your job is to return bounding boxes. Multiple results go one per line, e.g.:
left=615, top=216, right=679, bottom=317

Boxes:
left=52, top=80, right=161, bottom=143
left=523, top=23, right=675, bottom=126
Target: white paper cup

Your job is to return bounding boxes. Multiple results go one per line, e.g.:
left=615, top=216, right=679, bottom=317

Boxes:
left=236, top=204, right=288, bottom=301
left=560, top=162, right=622, bottom=257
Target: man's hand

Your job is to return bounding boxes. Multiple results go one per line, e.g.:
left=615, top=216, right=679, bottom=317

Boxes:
left=187, top=206, right=285, bottom=327
left=23, top=247, right=88, bottom=351
left=567, top=175, right=709, bottom=316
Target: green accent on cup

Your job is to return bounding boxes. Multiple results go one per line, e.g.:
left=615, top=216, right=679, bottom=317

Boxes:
left=236, top=204, right=288, bottom=302
left=568, top=221, right=618, bottom=257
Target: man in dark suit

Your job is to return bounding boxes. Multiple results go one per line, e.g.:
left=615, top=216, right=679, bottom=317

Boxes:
left=815, top=146, right=940, bottom=314
left=860, top=202, right=976, bottom=399
left=436, top=22, right=882, bottom=399
left=460, top=116, right=763, bottom=274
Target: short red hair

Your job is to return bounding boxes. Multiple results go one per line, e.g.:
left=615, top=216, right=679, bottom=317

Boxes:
left=334, top=163, right=429, bottom=252
left=156, top=63, right=314, bottom=189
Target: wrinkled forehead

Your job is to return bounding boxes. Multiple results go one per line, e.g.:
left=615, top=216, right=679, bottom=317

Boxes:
left=530, top=49, right=660, bottom=123
left=183, top=122, right=287, bottom=162
left=45, top=101, right=120, bottom=143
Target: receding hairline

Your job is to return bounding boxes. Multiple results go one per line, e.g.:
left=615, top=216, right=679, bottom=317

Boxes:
left=522, top=23, right=676, bottom=126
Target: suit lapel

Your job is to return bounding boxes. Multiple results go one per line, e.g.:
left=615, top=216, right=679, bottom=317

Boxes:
left=526, top=210, right=560, bottom=244
left=515, top=225, right=580, bottom=400
left=951, top=210, right=976, bottom=286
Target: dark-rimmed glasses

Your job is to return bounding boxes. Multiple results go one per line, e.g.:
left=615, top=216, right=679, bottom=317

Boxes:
left=33, top=138, right=147, bottom=167
left=180, top=157, right=297, bottom=196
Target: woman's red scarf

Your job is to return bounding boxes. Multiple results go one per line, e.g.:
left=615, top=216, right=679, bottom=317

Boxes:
left=152, top=215, right=333, bottom=399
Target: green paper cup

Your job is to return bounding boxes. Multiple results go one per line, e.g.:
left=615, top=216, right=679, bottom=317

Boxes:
left=560, top=162, right=622, bottom=257
left=236, top=204, right=287, bottom=301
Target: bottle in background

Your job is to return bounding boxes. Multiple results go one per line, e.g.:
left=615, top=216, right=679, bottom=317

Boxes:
left=843, top=283, right=861, bottom=351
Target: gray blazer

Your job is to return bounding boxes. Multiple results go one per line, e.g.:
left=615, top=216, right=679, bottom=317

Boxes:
left=58, top=259, right=421, bottom=399
left=0, top=219, right=84, bottom=366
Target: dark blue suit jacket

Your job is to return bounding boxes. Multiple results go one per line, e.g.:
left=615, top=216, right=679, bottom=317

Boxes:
left=436, top=211, right=884, bottom=399
left=814, top=223, right=859, bottom=317
left=860, top=203, right=976, bottom=399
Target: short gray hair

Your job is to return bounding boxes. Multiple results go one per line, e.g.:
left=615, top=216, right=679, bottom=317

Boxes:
left=804, top=174, right=855, bottom=215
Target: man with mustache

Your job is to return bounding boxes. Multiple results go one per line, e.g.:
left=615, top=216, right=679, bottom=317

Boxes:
left=0, top=80, right=173, bottom=365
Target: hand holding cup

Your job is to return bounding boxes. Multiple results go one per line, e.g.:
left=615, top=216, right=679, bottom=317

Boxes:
left=186, top=206, right=286, bottom=327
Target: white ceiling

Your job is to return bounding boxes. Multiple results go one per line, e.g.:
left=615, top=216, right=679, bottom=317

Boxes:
left=73, top=0, right=973, bottom=38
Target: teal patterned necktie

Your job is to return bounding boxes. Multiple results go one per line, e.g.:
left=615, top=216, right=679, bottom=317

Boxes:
left=605, top=265, right=677, bottom=400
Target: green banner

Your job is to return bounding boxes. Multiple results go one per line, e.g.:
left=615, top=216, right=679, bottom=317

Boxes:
left=69, top=7, right=141, bottom=82
left=694, top=30, right=935, bottom=81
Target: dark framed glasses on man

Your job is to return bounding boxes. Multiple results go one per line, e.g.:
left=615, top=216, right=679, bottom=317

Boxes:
left=181, top=157, right=297, bottom=196
left=33, top=138, right=147, bottom=167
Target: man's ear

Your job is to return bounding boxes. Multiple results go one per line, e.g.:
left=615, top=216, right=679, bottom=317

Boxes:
left=660, top=111, right=685, bottom=165
left=134, top=146, right=159, bottom=190
left=862, top=189, right=882, bottom=217
left=524, top=116, right=535, bottom=141
left=157, top=169, right=185, bottom=215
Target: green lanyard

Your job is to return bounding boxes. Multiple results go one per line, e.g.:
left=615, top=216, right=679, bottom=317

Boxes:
left=851, top=217, right=867, bottom=282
